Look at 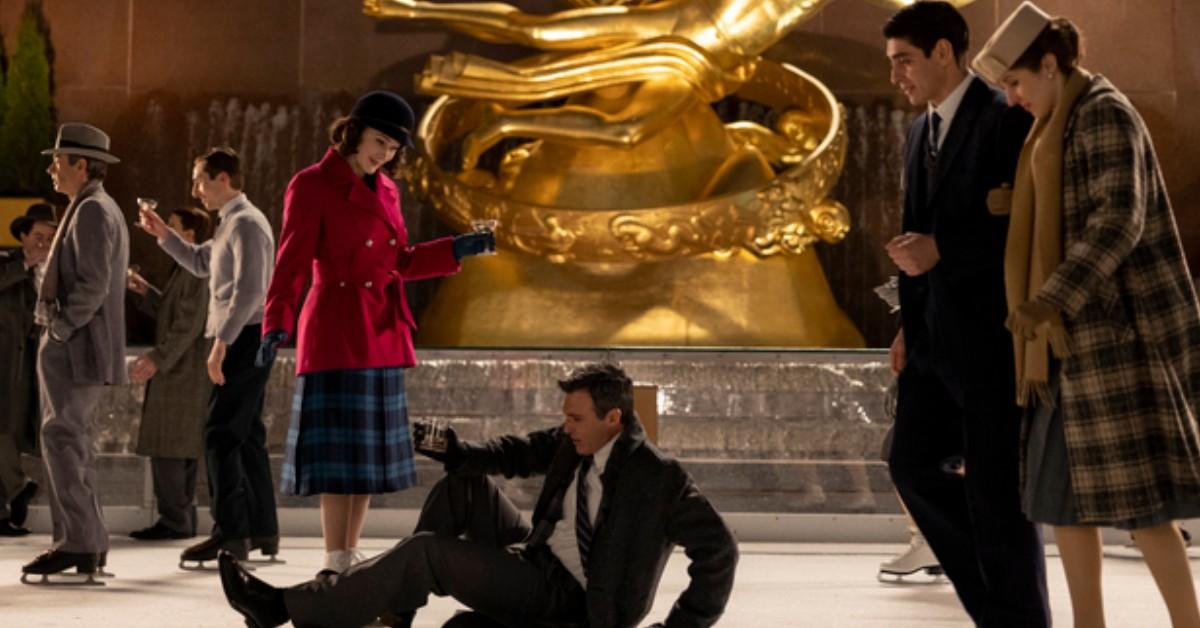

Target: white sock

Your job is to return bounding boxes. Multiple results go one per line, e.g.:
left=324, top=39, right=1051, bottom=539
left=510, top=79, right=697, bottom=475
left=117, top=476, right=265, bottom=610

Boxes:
left=323, top=550, right=352, bottom=573
left=349, top=547, right=368, bottom=565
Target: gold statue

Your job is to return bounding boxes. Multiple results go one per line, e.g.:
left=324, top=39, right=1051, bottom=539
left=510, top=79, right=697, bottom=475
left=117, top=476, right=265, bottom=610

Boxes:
left=364, top=0, right=971, bottom=347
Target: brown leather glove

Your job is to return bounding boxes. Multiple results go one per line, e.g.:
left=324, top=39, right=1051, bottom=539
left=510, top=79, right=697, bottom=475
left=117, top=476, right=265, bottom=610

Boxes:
left=987, top=183, right=1013, bottom=216
left=1005, top=300, right=1057, bottom=340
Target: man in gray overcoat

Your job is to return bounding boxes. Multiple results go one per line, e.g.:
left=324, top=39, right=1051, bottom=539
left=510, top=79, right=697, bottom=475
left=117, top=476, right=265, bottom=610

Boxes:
left=126, top=207, right=212, bottom=540
left=22, top=123, right=128, bottom=581
left=0, top=204, right=56, bottom=536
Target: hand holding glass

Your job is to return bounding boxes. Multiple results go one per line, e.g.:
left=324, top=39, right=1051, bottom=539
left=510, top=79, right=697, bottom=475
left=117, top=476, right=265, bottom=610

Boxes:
left=469, top=219, right=498, bottom=256
left=414, top=418, right=450, bottom=453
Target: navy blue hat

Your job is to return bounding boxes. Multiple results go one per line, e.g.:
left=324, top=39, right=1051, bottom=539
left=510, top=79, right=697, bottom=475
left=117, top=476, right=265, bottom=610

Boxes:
left=350, top=90, right=415, bottom=147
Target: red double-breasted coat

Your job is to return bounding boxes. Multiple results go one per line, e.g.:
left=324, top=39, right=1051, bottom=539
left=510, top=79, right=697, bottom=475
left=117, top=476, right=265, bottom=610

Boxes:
left=263, top=148, right=460, bottom=375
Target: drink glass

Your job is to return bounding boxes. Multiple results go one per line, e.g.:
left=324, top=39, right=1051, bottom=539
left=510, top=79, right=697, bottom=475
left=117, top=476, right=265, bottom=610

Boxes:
left=414, top=418, right=449, bottom=453
left=469, top=219, right=498, bottom=256
left=136, top=197, right=158, bottom=228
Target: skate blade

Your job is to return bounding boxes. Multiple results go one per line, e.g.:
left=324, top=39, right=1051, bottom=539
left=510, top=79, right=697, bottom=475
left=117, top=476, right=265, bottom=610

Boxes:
left=179, top=560, right=219, bottom=572
left=877, top=565, right=945, bottom=584
left=244, top=555, right=285, bottom=566
left=21, top=572, right=105, bottom=587
left=180, top=560, right=252, bottom=572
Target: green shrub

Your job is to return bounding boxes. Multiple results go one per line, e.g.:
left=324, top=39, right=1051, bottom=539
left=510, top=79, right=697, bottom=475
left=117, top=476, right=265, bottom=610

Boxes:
left=0, top=4, right=53, bottom=196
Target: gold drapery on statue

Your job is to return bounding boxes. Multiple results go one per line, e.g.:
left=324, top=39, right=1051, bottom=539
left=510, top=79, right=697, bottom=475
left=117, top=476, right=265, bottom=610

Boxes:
left=364, top=0, right=975, bottom=347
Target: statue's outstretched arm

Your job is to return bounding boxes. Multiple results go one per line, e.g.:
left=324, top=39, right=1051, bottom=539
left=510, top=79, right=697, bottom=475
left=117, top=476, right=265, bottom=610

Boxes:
left=364, top=0, right=682, bottom=50
left=461, top=78, right=694, bottom=170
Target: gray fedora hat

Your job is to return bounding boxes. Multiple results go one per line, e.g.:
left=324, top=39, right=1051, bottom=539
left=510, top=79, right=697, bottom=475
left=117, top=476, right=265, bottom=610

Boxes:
left=41, top=122, right=121, bottom=164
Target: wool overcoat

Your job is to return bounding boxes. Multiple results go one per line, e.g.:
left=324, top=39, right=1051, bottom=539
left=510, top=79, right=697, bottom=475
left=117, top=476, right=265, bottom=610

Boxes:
left=263, top=148, right=460, bottom=375
left=1036, top=75, right=1200, bottom=522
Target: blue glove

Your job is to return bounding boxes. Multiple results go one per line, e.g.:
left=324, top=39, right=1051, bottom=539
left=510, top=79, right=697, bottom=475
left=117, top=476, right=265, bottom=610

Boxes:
left=452, top=231, right=496, bottom=261
left=255, top=330, right=288, bottom=367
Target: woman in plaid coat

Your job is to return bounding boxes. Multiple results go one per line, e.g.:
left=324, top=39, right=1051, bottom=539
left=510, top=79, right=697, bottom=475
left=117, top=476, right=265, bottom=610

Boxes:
left=976, top=4, right=1200, bottom=626
left=261, top=91, right=494, bottom=576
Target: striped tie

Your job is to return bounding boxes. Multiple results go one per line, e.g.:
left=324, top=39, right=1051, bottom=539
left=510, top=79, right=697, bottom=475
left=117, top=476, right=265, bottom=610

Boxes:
left=575, top=456, right=594, bottom=572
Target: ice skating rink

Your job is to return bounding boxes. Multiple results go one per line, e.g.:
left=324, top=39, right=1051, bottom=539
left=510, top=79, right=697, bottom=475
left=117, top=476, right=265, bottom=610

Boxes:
left=0, top=535, right=1192, bottom=627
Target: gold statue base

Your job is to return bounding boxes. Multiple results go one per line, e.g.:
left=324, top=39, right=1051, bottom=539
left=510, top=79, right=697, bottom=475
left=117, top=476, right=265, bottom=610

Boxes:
left=416, top=248, right=864, bottom=347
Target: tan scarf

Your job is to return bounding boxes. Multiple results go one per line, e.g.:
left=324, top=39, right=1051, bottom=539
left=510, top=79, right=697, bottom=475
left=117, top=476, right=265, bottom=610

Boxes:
left=1006, top=68, right=1091, bottom=407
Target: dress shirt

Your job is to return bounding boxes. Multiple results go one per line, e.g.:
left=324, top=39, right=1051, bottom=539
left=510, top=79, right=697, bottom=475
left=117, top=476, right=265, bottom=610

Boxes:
left=548, top=436, right=617, bottom=587
left=929, top=72, right=975, bottom=150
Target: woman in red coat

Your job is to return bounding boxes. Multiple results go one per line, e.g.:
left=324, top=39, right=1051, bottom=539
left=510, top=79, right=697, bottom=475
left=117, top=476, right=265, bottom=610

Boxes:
left=260, top=91, right=493, bottom=575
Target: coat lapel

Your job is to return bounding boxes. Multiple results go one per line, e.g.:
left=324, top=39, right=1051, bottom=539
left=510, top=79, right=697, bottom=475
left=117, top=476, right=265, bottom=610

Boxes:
left=593, top=416, right=648, bottom=535
left=318, top=148, right=400, bottom=237
left=927, top=77, right=989, bottom=205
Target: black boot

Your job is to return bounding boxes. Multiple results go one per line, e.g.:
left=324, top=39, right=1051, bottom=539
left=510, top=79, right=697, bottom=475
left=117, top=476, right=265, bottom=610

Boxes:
left=9, top=480, right=37, bottom=527
left=0, top=518, right=30, bottom=536
left=251, top=535, right=280, bottom=556
left=22, top=550, right=98, bottom=575
left=182, top=536, right=249, bottom=563
left=130, top=521, right=193, bottom=540
left=218, top=551, right=289, bottom=628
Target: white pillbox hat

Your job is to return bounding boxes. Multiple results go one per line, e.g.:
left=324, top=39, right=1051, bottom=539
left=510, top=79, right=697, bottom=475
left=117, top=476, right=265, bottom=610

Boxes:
left=972, top=1, right=1053, bottom=84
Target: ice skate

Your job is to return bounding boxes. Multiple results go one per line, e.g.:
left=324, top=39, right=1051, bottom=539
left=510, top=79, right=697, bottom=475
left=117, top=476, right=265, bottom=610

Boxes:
left=877, top=531, right=943, bottom=583
left=243, top=535, right=285, bottom=566
left=20, top=550, right=104, bottom=587
left=180, top=536, right=248, bottom=571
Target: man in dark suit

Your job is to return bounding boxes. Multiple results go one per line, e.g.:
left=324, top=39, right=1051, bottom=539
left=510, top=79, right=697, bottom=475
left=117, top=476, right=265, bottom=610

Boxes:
left=219, top=363, right=738, bottom=628
left=23, top=124, right=129, bottom=580
left=881, top=3, right=1047, bottom=626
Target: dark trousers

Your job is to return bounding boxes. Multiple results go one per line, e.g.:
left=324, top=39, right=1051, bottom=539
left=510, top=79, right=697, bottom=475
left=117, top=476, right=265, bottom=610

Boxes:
left=151, top=457, right=197, bottom=534
left=285, top=475, right=586, bottom=628
left=206, top=324, right=277, bottom=541
left=888, top=366, right=1050, bottom=627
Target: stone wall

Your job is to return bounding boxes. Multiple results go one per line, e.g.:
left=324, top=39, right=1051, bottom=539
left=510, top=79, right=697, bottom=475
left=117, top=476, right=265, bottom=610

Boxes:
left=22, top=349, right=899, bottom=516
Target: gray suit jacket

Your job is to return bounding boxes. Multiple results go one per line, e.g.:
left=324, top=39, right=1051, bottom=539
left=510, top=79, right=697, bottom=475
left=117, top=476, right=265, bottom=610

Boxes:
left=42, top=181, right=129, bottom=385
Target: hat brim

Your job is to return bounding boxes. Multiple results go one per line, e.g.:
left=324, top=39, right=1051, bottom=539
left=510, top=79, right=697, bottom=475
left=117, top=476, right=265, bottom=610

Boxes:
left=354, top=116, right=415, bottom=148
left=9, top=215, right=57, bottom=241
left=40, top=147, right=121, bottom=164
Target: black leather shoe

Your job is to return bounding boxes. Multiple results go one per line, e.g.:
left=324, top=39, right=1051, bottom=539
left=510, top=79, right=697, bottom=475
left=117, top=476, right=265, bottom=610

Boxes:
left=0, top=518, right=31, bottom=536
left=218, top=551, right=289, bottom=628
left=130, top=522, right=193, bottom=540
left=9, top=480, right=37, bottom=527
left=182, top=536, right=249, bottom=562
left=22, top=550, right=98, bottom=575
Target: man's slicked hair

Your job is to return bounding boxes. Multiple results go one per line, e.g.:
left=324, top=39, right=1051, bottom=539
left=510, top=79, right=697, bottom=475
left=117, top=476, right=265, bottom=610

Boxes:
left=195, top=146, right=244, bottom=190
left=883, top=1, right=970, bottom=63
left=558, top=363, right=634, bottom=425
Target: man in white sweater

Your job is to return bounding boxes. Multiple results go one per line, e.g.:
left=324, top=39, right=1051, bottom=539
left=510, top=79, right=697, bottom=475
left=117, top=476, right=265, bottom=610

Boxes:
left=138, top=147, right=280, bottom=567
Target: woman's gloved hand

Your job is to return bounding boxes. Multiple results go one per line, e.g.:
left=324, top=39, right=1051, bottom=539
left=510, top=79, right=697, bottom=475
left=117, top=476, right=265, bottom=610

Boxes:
left=453, top=231, right=496, bottom=261
left=255, top=330, right=289, bottom=367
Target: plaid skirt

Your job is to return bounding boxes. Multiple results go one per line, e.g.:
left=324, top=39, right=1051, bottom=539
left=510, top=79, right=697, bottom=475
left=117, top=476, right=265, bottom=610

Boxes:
left=280, top=367, right=417, bottom=496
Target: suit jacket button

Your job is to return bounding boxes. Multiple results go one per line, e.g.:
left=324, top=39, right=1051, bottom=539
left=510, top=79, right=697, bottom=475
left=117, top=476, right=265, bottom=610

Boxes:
left=389, top=238, right=397, bottom=246
left=365, top=239, right=374, bottom=247
left=339, top=281, right=346, bottom=287
left=364, top=281, right=373, bottom=288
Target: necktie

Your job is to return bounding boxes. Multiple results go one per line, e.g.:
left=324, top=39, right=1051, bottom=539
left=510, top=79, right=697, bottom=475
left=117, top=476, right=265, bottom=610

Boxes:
left=927, top=111, right=942, bottom=160
left=575, top=456, right=594, bottom=572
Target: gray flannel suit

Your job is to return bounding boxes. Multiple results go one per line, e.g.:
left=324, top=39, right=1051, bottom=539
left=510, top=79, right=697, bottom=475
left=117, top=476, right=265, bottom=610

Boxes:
left=1036, top=75, right=1200, bottom=523
left=36, top=179, right=128, bottom=553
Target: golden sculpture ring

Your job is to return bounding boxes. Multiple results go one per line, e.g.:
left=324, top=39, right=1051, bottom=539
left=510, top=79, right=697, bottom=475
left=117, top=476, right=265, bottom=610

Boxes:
left=403, top=59, right=850, bottom=264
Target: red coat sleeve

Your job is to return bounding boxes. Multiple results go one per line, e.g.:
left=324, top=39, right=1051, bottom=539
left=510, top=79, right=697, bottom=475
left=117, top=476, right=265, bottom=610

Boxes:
left=396, top=235, right=461, bottom=281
